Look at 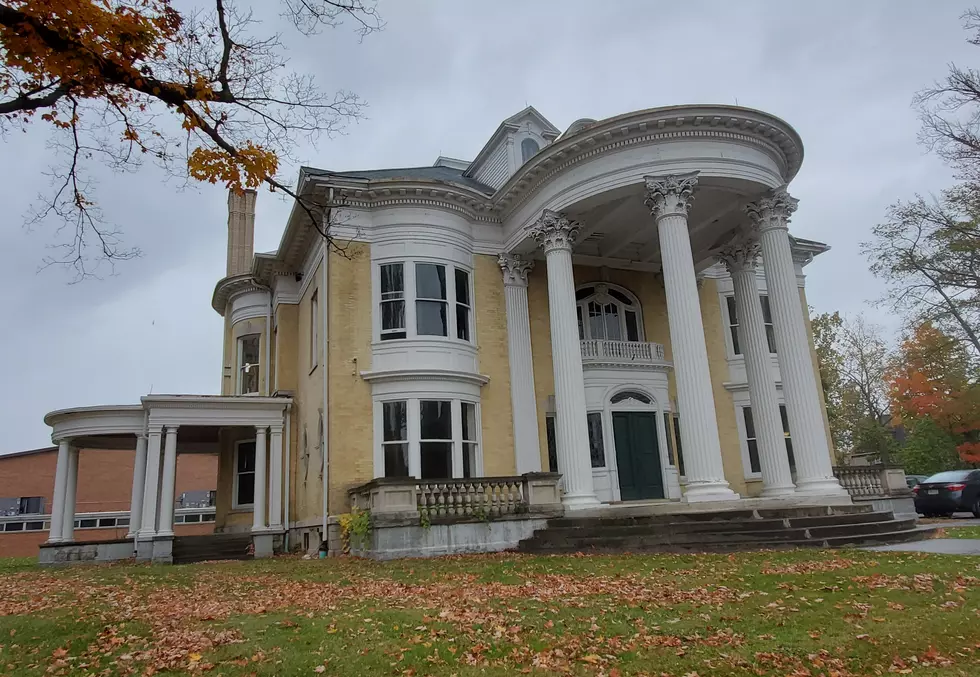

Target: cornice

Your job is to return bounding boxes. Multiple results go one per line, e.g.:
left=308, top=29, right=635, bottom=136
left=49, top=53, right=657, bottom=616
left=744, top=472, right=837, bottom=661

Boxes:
left=581, top=362, right=673, bottom=373
left=331, top=181, right=497, bottom=223
left=359, top=368, right=490, bottom=387
left=212, top=274, right=266, bottom=316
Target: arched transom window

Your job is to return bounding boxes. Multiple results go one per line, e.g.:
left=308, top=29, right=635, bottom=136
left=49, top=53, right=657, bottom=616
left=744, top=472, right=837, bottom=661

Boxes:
left=575, top=283, right=643, bottom=342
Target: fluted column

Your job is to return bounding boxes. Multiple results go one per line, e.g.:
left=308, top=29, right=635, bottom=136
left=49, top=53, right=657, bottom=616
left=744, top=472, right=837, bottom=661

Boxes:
left=498, top=253, right=542, bottom=474
left=127, top=434, right=148, bottom=537
left=644, top=173, right=738, bottom=502
left=253, top=426, right=269, bottom=530
left=526, top=211, right=599, bottom=509
left=60, top=445, right=79, bottom=542
left=268, top=424, right=284, bottom=530
left=47, top=440, right=70, bottom=543
left=156, top=426, right=179, bottom=536
left=139, top=426, right=163, bottom=538
left=719, top=235, right=796, bottom=497
left=747, top=189, right=846, bottom=496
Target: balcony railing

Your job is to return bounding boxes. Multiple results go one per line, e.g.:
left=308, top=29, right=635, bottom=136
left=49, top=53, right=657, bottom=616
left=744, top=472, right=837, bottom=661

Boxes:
left=580, top=339, right=666, bottom=366
left=833, top=465, right=912, bottom=499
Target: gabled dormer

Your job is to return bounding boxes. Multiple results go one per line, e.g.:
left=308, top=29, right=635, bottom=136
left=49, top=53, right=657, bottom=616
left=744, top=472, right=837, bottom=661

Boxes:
left=463, top=106, right=560, bottom=191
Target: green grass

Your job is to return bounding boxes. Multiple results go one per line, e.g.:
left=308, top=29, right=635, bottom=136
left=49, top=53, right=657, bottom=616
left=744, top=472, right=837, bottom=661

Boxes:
left=1, top=550, right=979, bottom=675
left=941, top=525, right=980, bottom=539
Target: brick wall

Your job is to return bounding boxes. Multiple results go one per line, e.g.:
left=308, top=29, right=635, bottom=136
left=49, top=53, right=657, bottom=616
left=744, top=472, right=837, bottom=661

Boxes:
left=0, top=448, right=218, bottom=558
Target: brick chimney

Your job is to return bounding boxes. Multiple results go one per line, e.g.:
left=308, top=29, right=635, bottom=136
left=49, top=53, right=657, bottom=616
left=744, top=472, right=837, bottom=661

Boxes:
left=226, top=189, right=257, bottom=276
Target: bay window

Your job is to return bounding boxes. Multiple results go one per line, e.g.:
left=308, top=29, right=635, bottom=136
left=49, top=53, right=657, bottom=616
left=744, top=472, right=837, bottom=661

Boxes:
left=377, top=398, right=481, bottom=479
left=376, top=260, right=473, bottom=342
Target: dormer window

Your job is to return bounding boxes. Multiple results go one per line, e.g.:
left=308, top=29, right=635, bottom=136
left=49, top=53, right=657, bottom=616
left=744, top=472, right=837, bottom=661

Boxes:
left=521, top=138, right=540, bottom=164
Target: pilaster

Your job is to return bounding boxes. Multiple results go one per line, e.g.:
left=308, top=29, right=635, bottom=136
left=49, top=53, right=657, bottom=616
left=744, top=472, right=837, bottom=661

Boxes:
left=139, top=426, right=164, bottom=538
left=253, top=426, right=269, bottom=531
left=156, top=426, right=179, bottom=537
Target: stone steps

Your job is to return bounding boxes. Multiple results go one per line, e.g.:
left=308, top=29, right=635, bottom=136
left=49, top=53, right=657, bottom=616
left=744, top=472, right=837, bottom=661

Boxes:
left=516, top=506, right=930, bottom=555
left=172, top=534, right=253, bottom=565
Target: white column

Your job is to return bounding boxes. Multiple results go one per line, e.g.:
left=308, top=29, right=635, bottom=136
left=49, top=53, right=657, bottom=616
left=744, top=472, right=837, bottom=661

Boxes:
left=719, top=237, right=796, bottom=497
left=61, top=446, right=79, bottom=542
left=127, top=435, right=148, bottom=537
left=156, top=426, right=179, bottom=536
left=268, top=424, right=284, bottom=530
left=748, top=189, right=846, bottom=496
left=47, top=440, right=70, bottom=543
left=139, top=426, right=163, bottom=538
left=644, top=173, right=738, bottom=502
left=253, top=425, right=269, bottom=531
left=498, top=253, right=542, bottom=474
left=527, top=211, right=599, bottom=509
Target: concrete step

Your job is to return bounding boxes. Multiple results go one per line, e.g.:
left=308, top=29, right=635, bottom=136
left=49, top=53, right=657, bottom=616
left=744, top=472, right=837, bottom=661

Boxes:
left=548, top=505, right=877, bottom=530
left=172, top=535, right=253, bottom=564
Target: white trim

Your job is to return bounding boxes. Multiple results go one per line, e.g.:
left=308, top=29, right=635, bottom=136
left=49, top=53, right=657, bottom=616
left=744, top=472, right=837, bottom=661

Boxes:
left=575, top=282, right=645, bottom=342
left=233, top=438, right=257, bottom=509
left=600, top=384, right=673, bottom=504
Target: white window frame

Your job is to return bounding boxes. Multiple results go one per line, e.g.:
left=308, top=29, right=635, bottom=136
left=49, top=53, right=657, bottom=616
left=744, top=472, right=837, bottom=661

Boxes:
left=724, top=293, right=777, bottom=358
left=373, top=398, right=482, bottom=479
left=233, top=439, right=257, bottom=509
left=574, top=283, right=644, bottom=342
left=373, top=259, right=474, bottom=344
left=379, top=262, right=407, bottom=341
left=310, top=289, right=319, bottom=371
left=737, top=401, right=794, bottom=481
left=237, top=334, right=261, bottom=395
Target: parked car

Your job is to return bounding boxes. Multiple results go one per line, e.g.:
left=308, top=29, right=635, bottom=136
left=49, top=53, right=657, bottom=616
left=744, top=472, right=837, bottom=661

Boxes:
left=913, top=470, right=980, bottom=518
left=905, top=474, right=929, bottom=489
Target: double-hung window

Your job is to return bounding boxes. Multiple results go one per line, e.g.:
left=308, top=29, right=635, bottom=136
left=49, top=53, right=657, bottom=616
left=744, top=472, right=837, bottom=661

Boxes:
left=726, top=295, right=777, bottom=356
left=420, top=400, right=453, bottom=478
left=741, top=404, right=794, bottom=475
left=238, top=334, right=260, bottom=395
left=377, top=261, right=472, bottom=341
left=234, top=440, right=256, bottom=507
left=382, top=401, right=409, bottom=476
left=380, top=264, right=406, bottom=340
left=379, top=399, right=481, bottom=479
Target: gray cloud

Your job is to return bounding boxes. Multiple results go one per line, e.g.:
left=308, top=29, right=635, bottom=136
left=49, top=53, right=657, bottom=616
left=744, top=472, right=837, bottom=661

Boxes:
left=0, top=0, right=971, bottom=451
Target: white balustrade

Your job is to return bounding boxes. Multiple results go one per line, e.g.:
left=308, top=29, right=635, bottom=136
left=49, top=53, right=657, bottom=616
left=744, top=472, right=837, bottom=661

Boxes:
left=580, top=339, right=665, bottom=364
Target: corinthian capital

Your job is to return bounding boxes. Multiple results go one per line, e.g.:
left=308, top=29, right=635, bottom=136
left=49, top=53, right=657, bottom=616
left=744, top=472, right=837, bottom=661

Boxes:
left=644, top=171, right=699, bottom=220
left=716, top=229, right=761, bottom=274
left=498, top=253, right=534, bottom=287
left=526, top=210, right=580, bottom=254
left=745, top=187, right=799, bottom=233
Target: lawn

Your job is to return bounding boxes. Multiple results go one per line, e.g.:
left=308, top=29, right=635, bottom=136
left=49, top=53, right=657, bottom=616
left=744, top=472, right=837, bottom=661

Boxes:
left=1, top=549, right=979, bottom=676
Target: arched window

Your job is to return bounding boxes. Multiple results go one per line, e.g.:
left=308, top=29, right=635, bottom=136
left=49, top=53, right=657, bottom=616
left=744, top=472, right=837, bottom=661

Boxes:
left=610, top=390, right=652, bottom=405
left=521, top=138, right=540, bottom=163
left=575, top=283, right=643, bottom=342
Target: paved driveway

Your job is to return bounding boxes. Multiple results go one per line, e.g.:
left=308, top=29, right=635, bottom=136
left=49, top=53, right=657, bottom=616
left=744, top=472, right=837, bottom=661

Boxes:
left=865, top=539, right=980, bottom=555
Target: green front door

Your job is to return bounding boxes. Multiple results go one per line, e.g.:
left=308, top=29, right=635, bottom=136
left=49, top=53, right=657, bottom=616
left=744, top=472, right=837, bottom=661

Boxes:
left=613, top=411, right=665, bottom=501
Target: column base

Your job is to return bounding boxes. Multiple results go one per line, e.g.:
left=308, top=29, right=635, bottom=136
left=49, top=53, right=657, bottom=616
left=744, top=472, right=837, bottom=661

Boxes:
left=561, top=491, right=602, bottom=510
left=794, top=477, right=850, bottom=498
left=760, top=484, right=798, bottom=498
left=155, top=529, right=174, bottom=538
left=682, top=480, right=740, bottom=503
left=45, top=537, right=64, bottom=545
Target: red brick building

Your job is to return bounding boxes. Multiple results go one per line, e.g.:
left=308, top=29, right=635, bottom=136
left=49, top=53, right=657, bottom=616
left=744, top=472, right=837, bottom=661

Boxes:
left=0, top=447, right=217, bottom=557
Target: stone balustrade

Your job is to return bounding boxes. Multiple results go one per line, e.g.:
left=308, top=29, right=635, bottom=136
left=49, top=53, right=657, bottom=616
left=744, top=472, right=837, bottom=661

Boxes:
left=349, top=473, right=564, bottom=523
left=580, top=339, right=666, bottom=365
left=833, top=465, right=911, bottom=499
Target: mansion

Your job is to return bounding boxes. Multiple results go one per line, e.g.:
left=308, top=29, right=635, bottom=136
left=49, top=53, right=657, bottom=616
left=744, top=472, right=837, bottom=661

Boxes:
left=40, top=104, right=854, bottom=562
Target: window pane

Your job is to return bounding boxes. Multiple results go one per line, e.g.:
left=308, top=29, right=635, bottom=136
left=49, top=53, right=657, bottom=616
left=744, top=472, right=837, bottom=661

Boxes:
left=184, top=514, right=201, bottom=523
left=587, top=413, right=605, bottom=468
left=603, top=303, right=622, bottom=340
left=779, top=405, right=791, bottom=434
left=381, top=263, right=404, bottom=295
left=730, top=326, right=741, bottom=355
left=760, top=295, right=773, bottom=324
left=747, top=439, right=761, bottom=474
left=611, top=390, right=652, bottom=405
left=383, top=401, right=407, bottom=442
left=727, top=296, right=738, bottom=325
left=20, top=497, right=43, bottom=514
left=4, top=522, right=23, bottom=532
left=384, top=443, right=409, bottom=477
left=455, top=269, right=469, bottom=306
left=98, top=518, right=116, bottom=527
left=589, top=301, right=604, bottom=339
left=673, top=415, right=685, bottom=476
left=237, top=442, right=256, bottom=472
left=456, top=305, right=470, bottom=341
left=241, top=334, right=260, bottom=364
left=241, top=367, right=259, bottom=395
left=462, top=443, right=477, bottom=478
left=785, top=438, right=796, bottom=472
left=576, top=306, right=584, bottom=340
left=25, top=521, right=44, bottom=531
left=742, top=407, right=756, bottom=439
left=416, top=263, right=446, bottom=300
left=416, top=300, right=448, bottom=336
left=625, top=311, right=640, bottom=342
left=521, top=138, right=540, bottom=163
left=0, top=498, right=18, bottom=516
left=381, top=300, right=405, bottom=331
left=765, top=325, right=777, bottom=354
left=609, top=289, right=632, bottom=305
left=420, top=400, right=452, bottom=439
left=80, top=519, right=97, bottom=529
left=575, top=287, right=594, bottom=301
left=546, top=416, right=558, bottom=472
left=420, top=441, right=452, bottom=479
left=461, top=403, right=477, bottom=442
left=237, top=473, right=255, bottom=506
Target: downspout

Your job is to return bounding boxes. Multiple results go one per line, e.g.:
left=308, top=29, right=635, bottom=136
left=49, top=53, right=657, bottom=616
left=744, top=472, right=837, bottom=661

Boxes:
left=283, top=404, right=291, bottom=551
left=265, top=291, right=273, bottom=396
left=321, top=188, right=333, bottom=545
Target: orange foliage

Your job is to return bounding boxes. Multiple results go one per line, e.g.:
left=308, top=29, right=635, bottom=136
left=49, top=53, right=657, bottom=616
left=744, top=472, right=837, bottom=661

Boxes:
left=888, top=322, right=980, bottom=463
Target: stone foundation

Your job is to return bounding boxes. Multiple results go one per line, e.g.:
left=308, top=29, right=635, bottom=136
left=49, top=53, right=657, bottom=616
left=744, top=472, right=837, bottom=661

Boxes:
left=39, top=538, right=134, bottom=565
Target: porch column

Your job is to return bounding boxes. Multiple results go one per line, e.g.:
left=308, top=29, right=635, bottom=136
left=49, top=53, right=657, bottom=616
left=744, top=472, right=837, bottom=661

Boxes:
left=138, top=426, right=163, bottom=537
left=47, top=440, right=70, bottom=543
left=644, top=173, right=738, bottom=502
left=156, top=426, right=179, bottom=536
left=719, top=236, right=796, bottom=497
left=526, top=210, right=599, bottom=509
left=498, top=253, right=542, bottom=474
left=60, top=446, right=79, bottom=542
left=127, top=434, right=148, bottom=537
left=747, top=189, right=846, bottom=496
left=253, top=425, right=269, bottom=531
left=268, top=424, right=284, bottom=530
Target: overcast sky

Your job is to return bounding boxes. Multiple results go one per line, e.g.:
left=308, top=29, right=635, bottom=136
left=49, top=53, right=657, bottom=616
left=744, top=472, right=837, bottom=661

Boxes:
left=0, top=0, right=973, bottom=453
